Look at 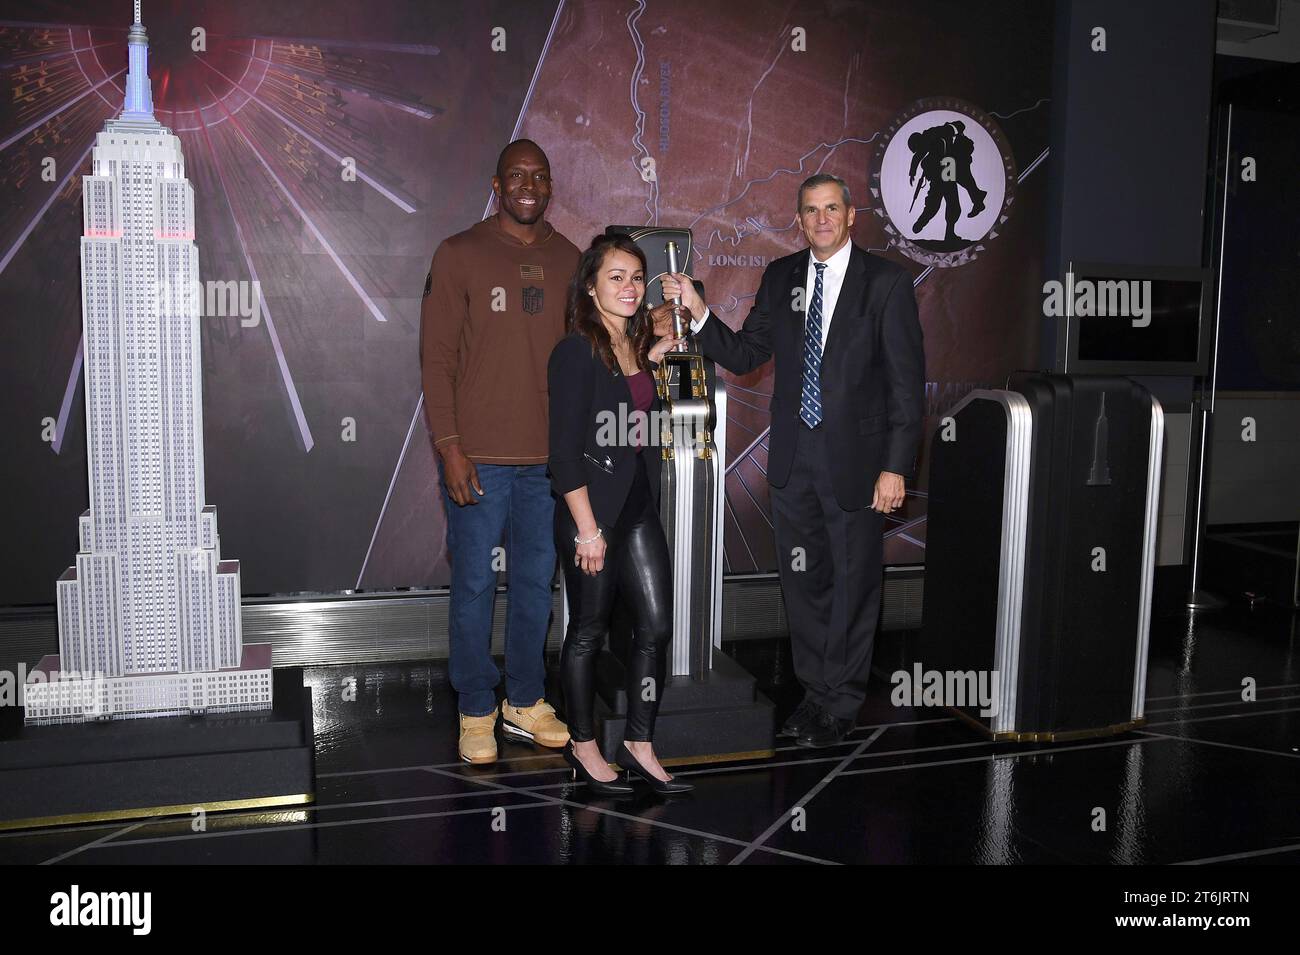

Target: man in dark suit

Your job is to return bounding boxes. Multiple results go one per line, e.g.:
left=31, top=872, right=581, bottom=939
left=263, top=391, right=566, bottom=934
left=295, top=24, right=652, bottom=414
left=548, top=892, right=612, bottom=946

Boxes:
left=659, top=173, right=925, bottom=747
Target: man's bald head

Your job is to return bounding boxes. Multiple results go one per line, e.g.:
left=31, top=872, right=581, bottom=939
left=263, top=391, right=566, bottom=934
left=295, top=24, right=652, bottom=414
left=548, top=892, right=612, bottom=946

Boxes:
left=492, top=139, right=553, bottom=227
left=496, top=139, right=547, bottom=179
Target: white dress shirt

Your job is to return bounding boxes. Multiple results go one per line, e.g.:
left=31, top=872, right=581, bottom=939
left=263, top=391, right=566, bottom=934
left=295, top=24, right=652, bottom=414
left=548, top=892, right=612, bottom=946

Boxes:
left=690, top=240, right=852, bottom=349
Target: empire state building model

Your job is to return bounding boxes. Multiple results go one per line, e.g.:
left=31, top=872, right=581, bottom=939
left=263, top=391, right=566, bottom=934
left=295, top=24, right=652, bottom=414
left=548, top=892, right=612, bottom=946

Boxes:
left=25, top=3, right=272, bottom=723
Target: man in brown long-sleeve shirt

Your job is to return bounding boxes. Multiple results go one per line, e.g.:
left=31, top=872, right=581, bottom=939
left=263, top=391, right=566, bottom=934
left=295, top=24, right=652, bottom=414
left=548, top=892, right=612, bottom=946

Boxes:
left=420, top=140, right=579, bottom=764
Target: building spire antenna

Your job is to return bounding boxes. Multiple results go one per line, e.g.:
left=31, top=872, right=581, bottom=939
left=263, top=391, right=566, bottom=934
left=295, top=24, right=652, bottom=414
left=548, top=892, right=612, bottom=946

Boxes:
left=123, top=0, right=154, bottom=120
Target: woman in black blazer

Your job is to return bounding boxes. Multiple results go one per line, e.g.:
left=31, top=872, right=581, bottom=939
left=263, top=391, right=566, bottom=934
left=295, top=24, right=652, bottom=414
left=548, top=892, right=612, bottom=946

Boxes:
left=547, top=233, right=691, bottom=796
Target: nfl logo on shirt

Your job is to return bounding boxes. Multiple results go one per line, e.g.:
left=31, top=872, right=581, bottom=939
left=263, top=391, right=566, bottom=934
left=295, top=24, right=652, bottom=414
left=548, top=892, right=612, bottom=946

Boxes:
left=522, top=285, right=544, bottom=315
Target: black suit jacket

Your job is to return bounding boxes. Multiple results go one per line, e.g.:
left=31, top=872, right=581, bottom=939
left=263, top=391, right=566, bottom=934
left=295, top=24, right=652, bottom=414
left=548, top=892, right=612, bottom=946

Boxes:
left=547, top=333, right=663, bottom=528
left=695, top=242, right=925, bottom=510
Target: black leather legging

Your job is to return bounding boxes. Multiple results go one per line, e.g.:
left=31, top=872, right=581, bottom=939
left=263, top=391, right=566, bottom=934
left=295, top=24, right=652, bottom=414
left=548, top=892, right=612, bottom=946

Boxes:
left=555, top=459, right=673, bottom=743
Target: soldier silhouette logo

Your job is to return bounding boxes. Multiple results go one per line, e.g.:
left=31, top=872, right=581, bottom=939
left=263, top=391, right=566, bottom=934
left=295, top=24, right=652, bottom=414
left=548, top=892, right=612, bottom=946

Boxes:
left=870, top=98, right=1017, bottom=268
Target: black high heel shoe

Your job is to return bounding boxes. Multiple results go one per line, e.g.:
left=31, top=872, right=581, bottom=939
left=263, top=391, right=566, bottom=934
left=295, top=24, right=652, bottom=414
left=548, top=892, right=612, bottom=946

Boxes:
left=617, top=743, right=694, bottom=795
left=563, top=742, right=634, bottom=796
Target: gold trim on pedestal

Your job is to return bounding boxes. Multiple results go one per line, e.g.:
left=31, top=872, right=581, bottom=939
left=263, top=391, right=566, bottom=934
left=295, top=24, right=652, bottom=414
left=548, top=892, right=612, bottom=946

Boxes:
left=949, top=706, right=1147, bottom=742
left=659, top=748, right=775, bottom=767
left=0, top=793, right=315, bottom=832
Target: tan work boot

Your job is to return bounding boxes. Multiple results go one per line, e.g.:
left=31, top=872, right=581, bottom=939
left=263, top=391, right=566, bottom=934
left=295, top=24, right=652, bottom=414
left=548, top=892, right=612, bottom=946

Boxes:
left=500, top=699, right=570, bottom=748
left=458, top=708, right=499, bottom=765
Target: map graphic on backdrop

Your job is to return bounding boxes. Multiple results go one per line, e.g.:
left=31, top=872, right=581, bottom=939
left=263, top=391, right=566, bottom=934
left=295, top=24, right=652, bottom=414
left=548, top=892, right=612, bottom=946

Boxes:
left=1, top=1, right=1052, bottom=603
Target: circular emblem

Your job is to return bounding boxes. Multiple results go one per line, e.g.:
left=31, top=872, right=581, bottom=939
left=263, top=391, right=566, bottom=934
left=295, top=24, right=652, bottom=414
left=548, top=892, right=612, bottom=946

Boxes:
left=869, top=97, right=1016, bottom=268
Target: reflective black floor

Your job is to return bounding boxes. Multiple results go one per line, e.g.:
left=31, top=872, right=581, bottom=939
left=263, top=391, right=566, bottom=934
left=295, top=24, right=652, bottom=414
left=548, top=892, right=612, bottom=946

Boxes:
left=4, top=600, right=1298, bottom=865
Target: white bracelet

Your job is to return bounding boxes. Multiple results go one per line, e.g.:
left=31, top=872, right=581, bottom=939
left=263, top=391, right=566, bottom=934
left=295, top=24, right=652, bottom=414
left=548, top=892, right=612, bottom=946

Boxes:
left=574, top=527, right=604, bottom=546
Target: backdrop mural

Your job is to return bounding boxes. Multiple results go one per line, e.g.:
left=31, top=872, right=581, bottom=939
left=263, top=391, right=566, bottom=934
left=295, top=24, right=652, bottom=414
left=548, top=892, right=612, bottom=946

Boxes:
left=1, top=0, right=1052, bottom=603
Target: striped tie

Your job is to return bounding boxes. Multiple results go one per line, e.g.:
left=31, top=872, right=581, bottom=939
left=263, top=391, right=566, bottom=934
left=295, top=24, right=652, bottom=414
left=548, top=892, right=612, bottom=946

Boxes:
left=800, top=261, right=827, bottom=428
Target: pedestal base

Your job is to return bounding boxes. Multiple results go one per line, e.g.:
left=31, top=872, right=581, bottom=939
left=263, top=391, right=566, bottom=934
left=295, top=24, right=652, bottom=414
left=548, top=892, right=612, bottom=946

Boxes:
left=1185, top=588, right=1227, bottom=610
left=593, top=650, right=775, bottom=763
left=0, top=667, right=315, bottom=830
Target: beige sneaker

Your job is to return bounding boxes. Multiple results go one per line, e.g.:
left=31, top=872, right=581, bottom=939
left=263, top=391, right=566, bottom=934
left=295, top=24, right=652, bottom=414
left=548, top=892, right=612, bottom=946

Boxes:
left=501, top=699, right=570, bottom=748
left=458, top=709, right=499, bottom=765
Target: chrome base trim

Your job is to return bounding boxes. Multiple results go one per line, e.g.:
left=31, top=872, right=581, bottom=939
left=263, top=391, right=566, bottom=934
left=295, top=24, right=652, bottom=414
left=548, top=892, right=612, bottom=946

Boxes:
left=6, top=574, right=928, bottom=671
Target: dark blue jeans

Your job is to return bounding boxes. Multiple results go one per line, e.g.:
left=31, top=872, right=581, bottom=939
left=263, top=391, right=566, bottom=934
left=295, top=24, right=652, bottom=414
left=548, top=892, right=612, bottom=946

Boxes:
left=442, top=462, right=556, bottom=717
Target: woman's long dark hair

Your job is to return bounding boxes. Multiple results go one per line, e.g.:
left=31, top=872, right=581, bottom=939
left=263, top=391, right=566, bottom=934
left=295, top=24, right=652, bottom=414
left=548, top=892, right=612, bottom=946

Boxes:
left=565, top=234, right=655, bottom=375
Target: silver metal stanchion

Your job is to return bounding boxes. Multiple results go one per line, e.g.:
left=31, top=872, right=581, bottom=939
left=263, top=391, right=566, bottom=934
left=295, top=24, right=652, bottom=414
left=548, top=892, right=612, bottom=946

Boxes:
left=1185, top=104, right=1233, bottom=612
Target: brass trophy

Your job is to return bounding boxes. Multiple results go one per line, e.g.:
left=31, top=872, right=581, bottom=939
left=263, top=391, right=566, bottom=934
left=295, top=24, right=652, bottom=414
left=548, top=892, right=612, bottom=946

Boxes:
left=664, top=240, right=691, bottom=353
